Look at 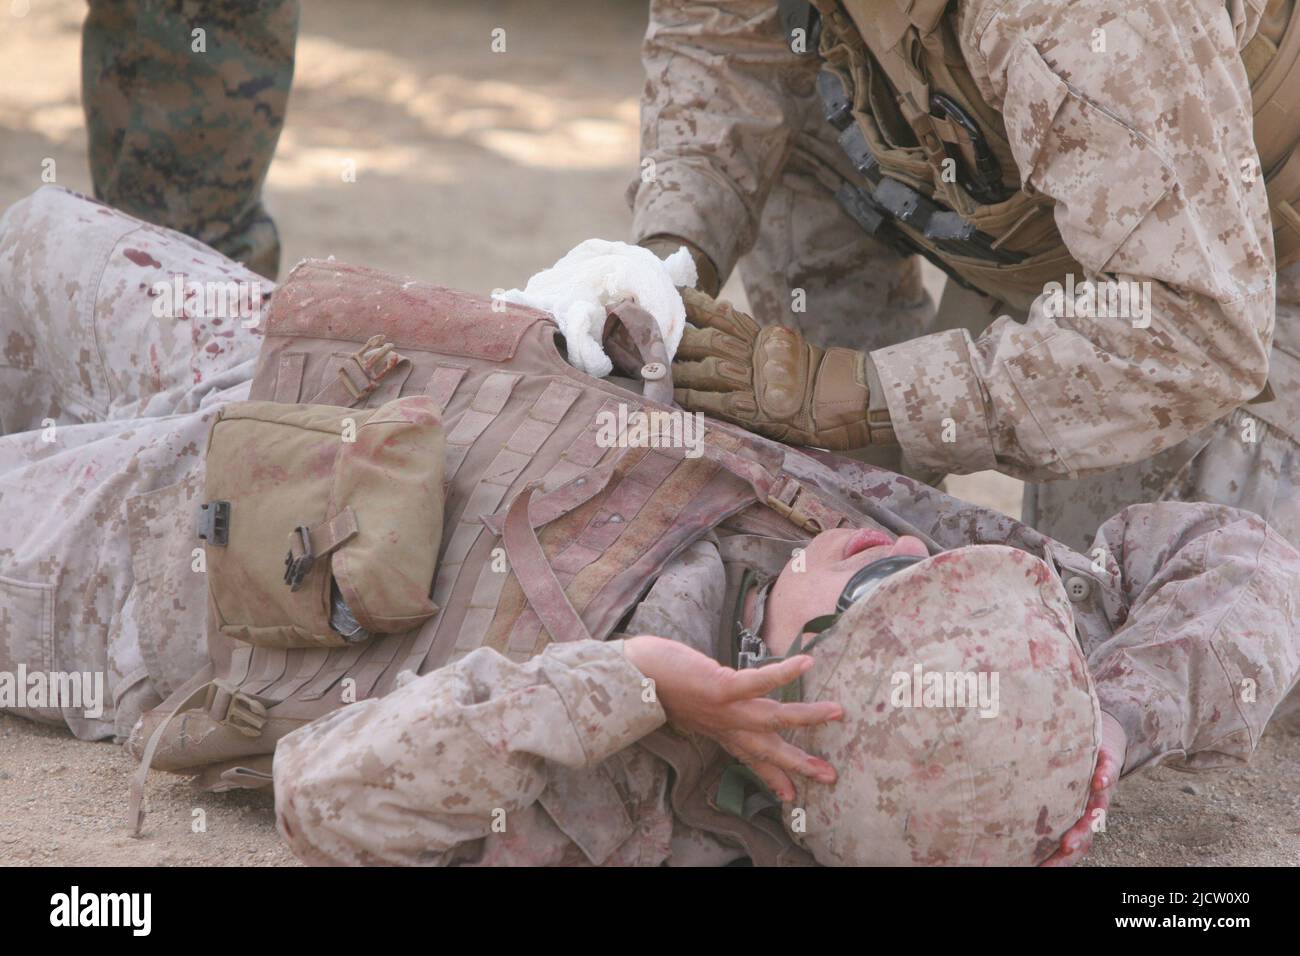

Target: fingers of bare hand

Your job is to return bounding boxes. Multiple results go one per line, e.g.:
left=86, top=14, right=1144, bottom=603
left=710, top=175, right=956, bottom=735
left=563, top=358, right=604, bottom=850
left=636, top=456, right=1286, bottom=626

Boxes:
left=733, top=754, right=797, bottom=804
left=672, top=386, right=758, bottom=422
left=743, top=697, right=843, bottom=731
left=672, top=355, right=750, bottom=391
left=729, top=730, right=835, bottom=784
left=1040, top=841, right=1085, bottom=867
left=677, top=324, right=750, bottom=363
left=1057, top=827, right=1095, bottom=862
left=1094, top=748, right=1121, bottom=793
left=723, top=655, right=813, bottom=701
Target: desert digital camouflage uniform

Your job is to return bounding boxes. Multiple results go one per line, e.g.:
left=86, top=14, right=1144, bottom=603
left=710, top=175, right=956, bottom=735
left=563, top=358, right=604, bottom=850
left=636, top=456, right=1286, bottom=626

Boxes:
left=1, top=188, right=1296, bottom=865
left=0, top=186, right=265, bottom=739
left=1027, top=271, right=1300, bottom=551
left=82, top=0, right=299, bottom=280
left=272, top=502, right=1300, bottom=866
left=631, top=0, right=1300, bottom=552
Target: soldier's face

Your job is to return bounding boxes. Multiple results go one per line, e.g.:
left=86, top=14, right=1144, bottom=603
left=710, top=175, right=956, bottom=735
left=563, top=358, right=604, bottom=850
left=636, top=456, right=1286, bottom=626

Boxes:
left=762, top=528, right=929, bottom=654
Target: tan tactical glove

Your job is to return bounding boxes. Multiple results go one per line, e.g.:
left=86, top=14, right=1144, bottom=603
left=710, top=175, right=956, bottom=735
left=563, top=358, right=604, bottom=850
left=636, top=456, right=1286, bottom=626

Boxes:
left=671, top=289, right=895, bottom=450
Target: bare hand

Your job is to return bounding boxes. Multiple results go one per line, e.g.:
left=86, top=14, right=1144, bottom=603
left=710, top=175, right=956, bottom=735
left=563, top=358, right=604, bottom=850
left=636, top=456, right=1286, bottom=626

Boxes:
left=623, top=635, right=842, bottom=801
left=1040, top=711, right=1127, bottom=866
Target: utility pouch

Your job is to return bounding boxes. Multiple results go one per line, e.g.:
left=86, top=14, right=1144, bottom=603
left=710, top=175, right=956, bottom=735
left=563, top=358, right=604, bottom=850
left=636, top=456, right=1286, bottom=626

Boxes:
left=199, top=397, right=445, bottom=648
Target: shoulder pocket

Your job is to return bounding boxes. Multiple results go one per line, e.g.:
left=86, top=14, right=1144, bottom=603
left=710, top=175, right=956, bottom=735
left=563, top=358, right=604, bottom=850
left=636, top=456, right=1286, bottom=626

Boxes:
left=1002, top=38, right=1176, bottom=273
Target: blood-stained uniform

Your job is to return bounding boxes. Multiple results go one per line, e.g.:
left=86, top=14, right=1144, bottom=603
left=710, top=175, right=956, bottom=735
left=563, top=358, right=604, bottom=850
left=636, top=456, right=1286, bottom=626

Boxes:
left=0, top=188, right=1296, bottom=865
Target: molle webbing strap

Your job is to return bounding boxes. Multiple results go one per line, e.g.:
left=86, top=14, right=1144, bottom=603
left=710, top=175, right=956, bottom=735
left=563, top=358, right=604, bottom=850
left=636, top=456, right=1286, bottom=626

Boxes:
left=500, top=484, right=593, bottom=643
left=546, top=397, right=625, bottom=487
left=422, top=365, right=468, bottom=414
left=237, top=646, right=290, bottom=698
left=272, top=353, right=306, bottom=403
left=413, top=392, right=621, bottom=671
left=295, top=642, right=369, bottom=702
left=222, top=642, right=254, bottom=688
left=431, top=382, right=582, bottom=656
left=257, top=646, right=329, bottom=703
left=484, top=456, right=624, bottom=534
left=443, top=371, right=522, bottom=480
left=498, top=448, right=694, bottom=658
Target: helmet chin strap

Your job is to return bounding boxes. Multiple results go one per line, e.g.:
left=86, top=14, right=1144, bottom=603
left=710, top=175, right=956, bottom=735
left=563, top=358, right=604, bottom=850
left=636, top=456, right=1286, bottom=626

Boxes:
left=735, top=576, right=841, bottom=670
left=716, top=597, right=849, bottom=820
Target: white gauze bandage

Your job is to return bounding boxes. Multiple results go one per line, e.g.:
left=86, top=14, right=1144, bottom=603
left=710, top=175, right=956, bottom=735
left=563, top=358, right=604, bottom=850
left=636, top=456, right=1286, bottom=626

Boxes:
left=493, top=239, right=696, bottom=377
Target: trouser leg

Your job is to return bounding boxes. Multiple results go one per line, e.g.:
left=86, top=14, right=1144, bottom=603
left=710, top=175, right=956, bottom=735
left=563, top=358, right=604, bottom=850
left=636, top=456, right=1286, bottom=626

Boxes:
left=0, top=186, right=266, bottom=740
left=82, top=0, right=299, bottom=279
left=0, top=185, right=265, bottom=437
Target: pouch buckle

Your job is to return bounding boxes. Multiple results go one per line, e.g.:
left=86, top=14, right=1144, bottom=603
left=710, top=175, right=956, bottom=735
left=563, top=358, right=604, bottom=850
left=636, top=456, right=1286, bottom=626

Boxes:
left=283, top=525, right=316, bottom=591
left=766, top=482, right=827, bottom=534
left=338, top=334, right=396, bottom=400
left=205, top=680, right=268, bottom=738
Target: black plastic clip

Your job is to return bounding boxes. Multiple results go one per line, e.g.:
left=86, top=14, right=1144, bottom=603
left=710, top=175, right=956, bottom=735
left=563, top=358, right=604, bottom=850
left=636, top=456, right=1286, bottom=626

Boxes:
left=929, top=92, right=1012, bottom=206
left=283, top=526, right=316, bottom=591
left=197, top=501, right=231, bottom=547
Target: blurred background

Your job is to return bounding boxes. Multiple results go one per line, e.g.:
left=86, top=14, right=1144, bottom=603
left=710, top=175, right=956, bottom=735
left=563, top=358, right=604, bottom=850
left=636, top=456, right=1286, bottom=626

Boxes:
left=0, top=0, right=1018, bottom=507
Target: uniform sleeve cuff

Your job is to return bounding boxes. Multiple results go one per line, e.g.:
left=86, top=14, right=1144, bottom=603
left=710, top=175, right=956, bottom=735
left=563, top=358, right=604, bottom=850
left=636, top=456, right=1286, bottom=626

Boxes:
left=869, top=329, right=999, bottom=474
left=544, top=638, right=668, bottom=766
left=630, top=164, right=752, bottom=283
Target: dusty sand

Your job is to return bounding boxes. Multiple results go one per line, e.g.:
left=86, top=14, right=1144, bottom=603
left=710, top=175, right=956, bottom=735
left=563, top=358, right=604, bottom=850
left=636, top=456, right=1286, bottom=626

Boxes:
left=0, top=0, right=1295, bottom=867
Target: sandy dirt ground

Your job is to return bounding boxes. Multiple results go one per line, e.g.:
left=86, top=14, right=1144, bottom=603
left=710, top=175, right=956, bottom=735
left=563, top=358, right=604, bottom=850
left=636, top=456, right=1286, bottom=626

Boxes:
left=0, top=0, right=1295, bottom=867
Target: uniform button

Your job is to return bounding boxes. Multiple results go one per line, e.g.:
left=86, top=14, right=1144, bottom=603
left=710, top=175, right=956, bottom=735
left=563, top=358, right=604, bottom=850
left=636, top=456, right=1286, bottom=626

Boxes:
left=641, top=362, right=667, bottom=381
left=1064, top=576, right=1092, bottom=603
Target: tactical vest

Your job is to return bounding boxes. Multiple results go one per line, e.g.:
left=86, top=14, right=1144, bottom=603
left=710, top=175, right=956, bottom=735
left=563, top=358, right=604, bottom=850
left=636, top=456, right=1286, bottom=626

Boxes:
left=800, top=0, right=1300, bottom=310
left=130, top=259, right=887, bottom=863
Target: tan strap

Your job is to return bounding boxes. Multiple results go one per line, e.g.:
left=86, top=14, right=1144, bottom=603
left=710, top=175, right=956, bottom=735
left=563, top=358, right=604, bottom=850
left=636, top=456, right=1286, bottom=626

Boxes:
left=500, top=483, right=592, bottom=643
left=422, top=365, right=468, bottom=414
left=302, top=507, right=359, bottom=558
left=602, top=300, right=675, bottom=405
left=272, top=353, right=306, bottom=403
left=480, top=453, right=629, bottom=539
left=193, top=756, right=275, bottom=792
left=284, top=507, right=359, bottom=592
left=700, top=441, right=854, bottom=535
left=127, top=664, right=215, bottom=836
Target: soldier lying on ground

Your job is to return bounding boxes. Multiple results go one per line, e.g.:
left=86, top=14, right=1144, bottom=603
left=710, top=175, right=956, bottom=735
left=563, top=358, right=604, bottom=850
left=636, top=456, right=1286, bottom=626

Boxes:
left=1, top=187, right=1298, bottom=867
